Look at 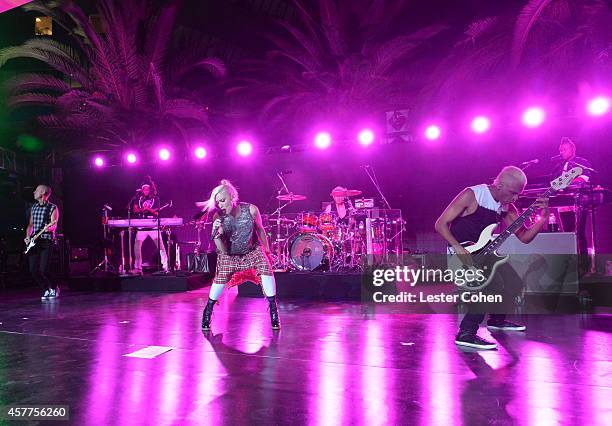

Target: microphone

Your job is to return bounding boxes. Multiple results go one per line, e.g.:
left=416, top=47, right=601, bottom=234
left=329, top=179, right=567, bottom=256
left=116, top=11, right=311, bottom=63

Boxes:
left=279, top=170, right=292, bottom=175
left=520, top=159, right=539, bottom=166
left=550, top=154, right=562, bottom=160
left=103, top=204, right=113, bottom=211
left=136, top=188, right=143, bottom=193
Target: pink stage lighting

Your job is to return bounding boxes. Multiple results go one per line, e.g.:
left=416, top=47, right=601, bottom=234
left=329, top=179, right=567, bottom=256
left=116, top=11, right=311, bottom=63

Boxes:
left=522, top=107, right=545, bottom=127
left=93, top=156, right=104, bottom=167
left=357, top=129, right=375, bottom=146
left=237, top=140, right=253, bottom=157
left=471, top=116, right=490, bottom=134
left=194, top=146, right=207, bottom=159
left=424, top=125, right=441, bottom=140
left=126, top=153, right=137, bottom=164
left=158, top=148, right=170, bottom=161
left=587, top=96, right=611, bottom=116
left=314, top=132, right=332, bottom=149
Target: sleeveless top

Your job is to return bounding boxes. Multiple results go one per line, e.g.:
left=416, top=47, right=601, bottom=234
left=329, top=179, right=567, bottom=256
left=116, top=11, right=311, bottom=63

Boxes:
left=450, top=184, right=506, bottom=244
left=218, top=203, right=257, bottom=255
left=31, top=202, right=57, bottom=240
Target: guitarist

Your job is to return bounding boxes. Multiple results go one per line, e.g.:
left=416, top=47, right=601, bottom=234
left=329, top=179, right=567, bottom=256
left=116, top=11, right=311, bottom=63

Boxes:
left=25, top=185, right=59, bottom=300
left=131, top=178, right=168, bottom=273
left=435, top=166, right=548, bottom=350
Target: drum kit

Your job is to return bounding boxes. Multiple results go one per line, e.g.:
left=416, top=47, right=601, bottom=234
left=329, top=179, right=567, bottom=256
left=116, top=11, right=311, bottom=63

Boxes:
left=264, top=187, right=367, bottom=272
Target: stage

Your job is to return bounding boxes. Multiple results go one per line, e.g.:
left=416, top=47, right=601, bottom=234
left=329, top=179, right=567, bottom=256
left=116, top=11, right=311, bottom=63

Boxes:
left=68, top=272, right=213, bottom=292
left=0, top=287, right=610, bottom=425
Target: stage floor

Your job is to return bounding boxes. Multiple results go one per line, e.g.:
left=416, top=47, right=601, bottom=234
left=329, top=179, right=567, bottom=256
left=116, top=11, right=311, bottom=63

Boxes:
left=0, top=287, right=610, bottom=425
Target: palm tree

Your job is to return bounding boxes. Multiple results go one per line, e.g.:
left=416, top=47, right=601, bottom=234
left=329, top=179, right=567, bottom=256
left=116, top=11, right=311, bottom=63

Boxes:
left=425, top=0, right=612, bottom=110
left=0, top=0, right=226, bottom=151
left=227, top=0, right=447, bottom=141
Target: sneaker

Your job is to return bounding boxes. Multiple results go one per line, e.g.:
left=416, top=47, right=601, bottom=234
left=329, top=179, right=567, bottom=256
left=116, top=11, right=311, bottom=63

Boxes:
left=47, top=288, right=60, bottom=299
left=455, top=333, right=497, bottom=350
left=41, top=289, right=50, bottom=300
left=487, top=320, right=526, bottom=331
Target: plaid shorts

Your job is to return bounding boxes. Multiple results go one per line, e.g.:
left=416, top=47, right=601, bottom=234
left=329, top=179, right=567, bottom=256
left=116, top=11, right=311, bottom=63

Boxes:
left=213, top=246, right=273, bottom=287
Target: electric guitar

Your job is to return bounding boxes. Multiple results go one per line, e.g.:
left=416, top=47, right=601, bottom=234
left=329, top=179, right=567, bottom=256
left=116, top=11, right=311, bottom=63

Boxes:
left=24, top=220, right=57, bottom=254
left=448, top=167, right=583, bottom=291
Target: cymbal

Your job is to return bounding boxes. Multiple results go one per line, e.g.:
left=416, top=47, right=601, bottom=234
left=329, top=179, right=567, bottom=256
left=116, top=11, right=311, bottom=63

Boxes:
left=276, top=193, right=306, bottom=201
left=331, top=188, right=362, bottom=197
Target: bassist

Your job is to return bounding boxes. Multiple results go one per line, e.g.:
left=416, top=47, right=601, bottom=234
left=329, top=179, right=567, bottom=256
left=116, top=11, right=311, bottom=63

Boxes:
left=25, top=185, right=59, bottom=300
left=435, top=166, right=548, bottom=350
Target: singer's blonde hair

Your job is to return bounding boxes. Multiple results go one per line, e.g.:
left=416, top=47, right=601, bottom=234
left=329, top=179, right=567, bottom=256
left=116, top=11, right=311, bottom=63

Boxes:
left=202, top=179, right=239, bottom=213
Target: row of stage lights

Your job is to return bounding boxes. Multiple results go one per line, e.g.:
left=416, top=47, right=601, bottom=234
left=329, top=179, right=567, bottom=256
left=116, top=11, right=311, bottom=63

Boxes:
left=92, top=96, right=611, bottom=167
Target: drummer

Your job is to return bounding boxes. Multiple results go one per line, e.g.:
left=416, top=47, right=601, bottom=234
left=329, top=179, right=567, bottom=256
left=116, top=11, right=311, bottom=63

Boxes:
left=325, top=186, right=355, bottom=227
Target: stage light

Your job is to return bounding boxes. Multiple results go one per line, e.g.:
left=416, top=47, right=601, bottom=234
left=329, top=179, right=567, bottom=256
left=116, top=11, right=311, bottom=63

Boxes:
left=314, top=132, right=331, bottom=149
left=522, top=107, right=545, bottom=127
left=126, top=153, right=137, bottom=164
left=93, top=156, right=104, bottom=167
left=158, top=148, right=170, bottom=161
left=194, top=146, right=207, bottom=159
left=471, top=116, right=490, bottom=134
left=357, top=129, right=375, bottom=146
left=587, top=96, right=610, bottom=116
left=424, top=125, right=441, bottom=140
left=237, top=140, right=253, bottom=156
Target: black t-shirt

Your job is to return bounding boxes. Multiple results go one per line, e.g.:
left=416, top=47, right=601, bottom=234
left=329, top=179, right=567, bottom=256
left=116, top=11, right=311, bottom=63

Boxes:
left=132, top=195, right=160, bottom=218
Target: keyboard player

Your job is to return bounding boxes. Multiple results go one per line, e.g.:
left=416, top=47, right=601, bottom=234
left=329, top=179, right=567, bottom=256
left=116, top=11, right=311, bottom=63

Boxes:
left=131, top=178, right=168, bottom=273
left=551, top=137, right=593, bottom=261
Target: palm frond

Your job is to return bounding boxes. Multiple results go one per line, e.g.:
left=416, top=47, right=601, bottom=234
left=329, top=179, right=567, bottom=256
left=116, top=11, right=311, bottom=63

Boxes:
left=512, top=0, right=559, bottom=67
left=144, top=3, right=178, bottom=70
left=3, top=74, right=71, bottom=94
left=164, top=98, right=209, bottom=124
left=369, top=25, right=447, bottom=75
left=7, top=93, right=58, bottom=109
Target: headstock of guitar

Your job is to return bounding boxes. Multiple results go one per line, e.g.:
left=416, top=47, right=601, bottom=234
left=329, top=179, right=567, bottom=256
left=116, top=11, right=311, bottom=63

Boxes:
left=550, top=167, right=583, bottom=191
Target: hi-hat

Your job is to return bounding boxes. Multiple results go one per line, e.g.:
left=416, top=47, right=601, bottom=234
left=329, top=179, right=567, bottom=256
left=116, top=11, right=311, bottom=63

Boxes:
left=276, top=193, right=307, bottom=201
left=331, top=188, right=362, bottom=197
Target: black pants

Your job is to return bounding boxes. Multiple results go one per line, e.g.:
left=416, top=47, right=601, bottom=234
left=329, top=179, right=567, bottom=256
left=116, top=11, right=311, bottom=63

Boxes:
left=459, top=262, right=523, bottom=335
left=28, top=239, right=54, bottom=291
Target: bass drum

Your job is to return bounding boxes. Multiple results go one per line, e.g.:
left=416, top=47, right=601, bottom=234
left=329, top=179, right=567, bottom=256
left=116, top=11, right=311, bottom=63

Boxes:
left=286, top=232, right=333, bottom=271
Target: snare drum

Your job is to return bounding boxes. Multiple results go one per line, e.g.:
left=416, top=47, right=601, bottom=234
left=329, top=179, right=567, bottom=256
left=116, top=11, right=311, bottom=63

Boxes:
left=299, top=212, right=319, bottom=232
left=286, top=232, right=333, bottom=271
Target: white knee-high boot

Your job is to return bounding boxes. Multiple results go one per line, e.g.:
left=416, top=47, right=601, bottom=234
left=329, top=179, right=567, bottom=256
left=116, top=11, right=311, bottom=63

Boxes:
left=209, top=284, right=225, bottom=301
left=261, top=275, right=280, bottom=329
left=202, top=284, right=224, bottom=330
left=261, top=275, right=276, bottom=297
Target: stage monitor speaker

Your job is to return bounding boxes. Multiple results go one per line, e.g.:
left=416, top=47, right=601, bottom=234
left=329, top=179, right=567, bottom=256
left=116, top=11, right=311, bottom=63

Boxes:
left=496, top=232, right=578, bottom=294
left=68, top=244, right=92, bottom=276
left=70, top=246, right=90, bottom=261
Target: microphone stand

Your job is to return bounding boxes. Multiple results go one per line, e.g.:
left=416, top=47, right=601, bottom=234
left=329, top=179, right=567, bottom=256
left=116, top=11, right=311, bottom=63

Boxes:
left=520, top=162, right=536, bottom=171
left=363, top=165, right=392, bottom=210
left=269, top=173, right=293, bottom=270
left=363, top=165, right=405, bottom=263
left=90, top=205, right=117, bottom=275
